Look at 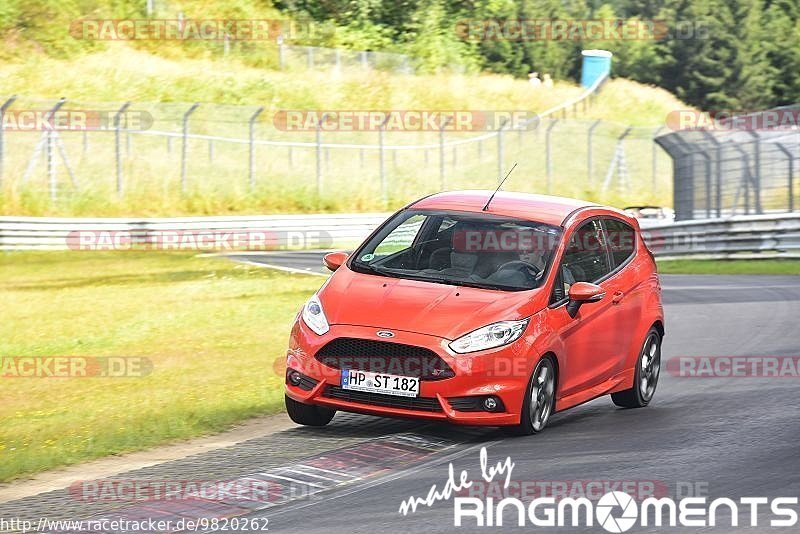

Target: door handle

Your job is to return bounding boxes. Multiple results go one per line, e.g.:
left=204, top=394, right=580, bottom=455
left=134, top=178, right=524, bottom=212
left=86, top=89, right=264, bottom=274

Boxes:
left=612, top=291, right=624, bottom=304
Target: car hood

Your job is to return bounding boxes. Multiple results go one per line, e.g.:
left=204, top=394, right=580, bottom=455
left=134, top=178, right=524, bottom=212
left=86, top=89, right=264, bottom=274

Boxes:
left=319, top=266, right=547, bottom=339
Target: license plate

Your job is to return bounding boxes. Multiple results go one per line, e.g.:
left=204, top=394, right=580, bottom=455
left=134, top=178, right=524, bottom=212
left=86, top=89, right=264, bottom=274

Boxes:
left=341, top=369, right=420, bottom=398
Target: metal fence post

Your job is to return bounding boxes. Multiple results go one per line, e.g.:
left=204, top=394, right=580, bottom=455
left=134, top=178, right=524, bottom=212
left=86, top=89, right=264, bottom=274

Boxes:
left=695, top=151, right=712, bottom=218
left=775, top=143, right=795, bottom=213
left=47, top=98, right=66, bottom=201
left=587, top=119, right=602, bottom=186
left=700, top=131, right=722, bottom=217
left=0, top=95, right=17, bottom=185
left=747, top=131, right=763, bottom=214
left=181, top=103, right=199, bottom=193
left=651, top=126, right=664, bottom=193
left=248, top=107, right=264, bottom=191
left=315, top=112, right=329, bottom=197
left=546, top=119, right=560, bottom=193
left=439, top=117, right=452, bottom=190
left=726, top=143, right=752, bottom=216
left=497, top=119, right=507, bottom=181
left=114, top=102, right=131, bottom=195
left=378, top=116, right=389, bottom=206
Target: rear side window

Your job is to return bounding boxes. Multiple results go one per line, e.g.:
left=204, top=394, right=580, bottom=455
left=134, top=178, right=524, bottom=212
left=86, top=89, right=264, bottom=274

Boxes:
left=603, top=218, right=636, bottom=268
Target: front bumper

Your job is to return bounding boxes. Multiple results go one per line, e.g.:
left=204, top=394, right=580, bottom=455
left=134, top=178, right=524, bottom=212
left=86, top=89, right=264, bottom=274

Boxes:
left=284, top=320, right=533, bottom=426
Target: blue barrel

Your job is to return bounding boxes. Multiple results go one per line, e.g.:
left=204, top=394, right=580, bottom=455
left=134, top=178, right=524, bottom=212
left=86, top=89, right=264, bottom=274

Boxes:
left=580, top=50, right=613, bottom=88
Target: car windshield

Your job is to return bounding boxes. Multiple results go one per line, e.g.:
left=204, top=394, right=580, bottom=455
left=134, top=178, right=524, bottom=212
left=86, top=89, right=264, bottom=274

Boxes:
left=350, top=209, right=563, bottom=291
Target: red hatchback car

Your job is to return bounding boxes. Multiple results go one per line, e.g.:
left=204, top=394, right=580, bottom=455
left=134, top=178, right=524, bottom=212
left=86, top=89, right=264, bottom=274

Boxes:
left=284, top=191, right=664, bottom=435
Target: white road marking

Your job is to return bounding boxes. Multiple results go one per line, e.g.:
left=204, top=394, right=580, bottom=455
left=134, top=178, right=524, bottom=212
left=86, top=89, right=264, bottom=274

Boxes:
left=260, top=439, right=501, bottom=520
left=255, top=473, right=327, bottom=488
left=227, top=259, right=329, bottom=277
left=663, top=284, right=800, bottom=290
left=293, top=464, right=361, bottom=480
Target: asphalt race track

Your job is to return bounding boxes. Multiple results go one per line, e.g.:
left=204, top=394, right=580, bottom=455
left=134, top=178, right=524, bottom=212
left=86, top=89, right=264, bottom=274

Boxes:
left=3, top=253, right=798, bottom=533
left=231, top=252, right=800, bottom=533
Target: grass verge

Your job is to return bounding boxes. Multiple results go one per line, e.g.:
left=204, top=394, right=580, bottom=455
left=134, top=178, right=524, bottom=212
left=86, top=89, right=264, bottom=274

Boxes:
left=657, top=259, right=800, bottom=275
left=0, top=251, right=319, bottom=482
left=0, top=47, right=687, bottom=217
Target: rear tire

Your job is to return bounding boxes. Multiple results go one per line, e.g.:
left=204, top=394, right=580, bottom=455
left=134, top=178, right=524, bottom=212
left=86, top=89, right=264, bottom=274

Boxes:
left=611, top=327, right=661, bottom=408
left=285, top=395, right=336, bottom=426
left=507, top=356, right=556, bottom=436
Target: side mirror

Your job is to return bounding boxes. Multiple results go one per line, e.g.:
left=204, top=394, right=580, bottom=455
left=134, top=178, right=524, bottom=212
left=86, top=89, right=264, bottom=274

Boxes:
left=323, top=251, right=349, bottom=272
left=566, top=282, right=605, bottom=318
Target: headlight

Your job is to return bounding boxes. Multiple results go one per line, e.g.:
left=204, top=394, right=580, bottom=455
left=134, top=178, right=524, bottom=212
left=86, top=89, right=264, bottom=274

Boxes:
left=301, top=294, right=329, bottom=335
left=448, top=318, right=529, bottom=354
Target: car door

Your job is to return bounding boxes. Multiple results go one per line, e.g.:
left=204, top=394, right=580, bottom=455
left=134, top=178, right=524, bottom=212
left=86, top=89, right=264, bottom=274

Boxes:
left=599, top=217, right=643, bottom=374
left=548, top=219, right=621, bottom=397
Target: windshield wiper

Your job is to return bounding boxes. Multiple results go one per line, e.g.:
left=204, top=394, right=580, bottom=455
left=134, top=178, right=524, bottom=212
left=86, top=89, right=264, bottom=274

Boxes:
left=354, top=262, right=402, bottom=278
left=399, top=273, right=511, bottom=291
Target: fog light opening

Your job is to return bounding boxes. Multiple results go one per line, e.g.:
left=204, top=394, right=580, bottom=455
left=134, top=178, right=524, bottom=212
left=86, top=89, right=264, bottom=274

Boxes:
left=287, top=369, right=303, bottom=386
left=483, top=396, right=499, bottom=412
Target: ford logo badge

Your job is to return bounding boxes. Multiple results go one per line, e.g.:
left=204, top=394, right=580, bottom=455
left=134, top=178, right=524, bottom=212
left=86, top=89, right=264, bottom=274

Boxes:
left=376, top=330, right=395, bottom=338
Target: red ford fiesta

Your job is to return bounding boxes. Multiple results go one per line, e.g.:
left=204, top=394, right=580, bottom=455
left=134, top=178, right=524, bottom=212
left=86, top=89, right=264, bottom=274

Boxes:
left=284, top=190, right=664, bottom=435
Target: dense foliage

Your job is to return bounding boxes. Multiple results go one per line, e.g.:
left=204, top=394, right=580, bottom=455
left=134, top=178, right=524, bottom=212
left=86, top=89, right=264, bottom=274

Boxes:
left=278, top=0, right=800, bottom=110
left=2, top=0, right=798, bottom=110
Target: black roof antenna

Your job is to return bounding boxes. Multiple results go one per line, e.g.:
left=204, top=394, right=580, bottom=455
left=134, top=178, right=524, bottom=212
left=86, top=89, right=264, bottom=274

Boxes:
left=482, top=162, right=518, bottom=211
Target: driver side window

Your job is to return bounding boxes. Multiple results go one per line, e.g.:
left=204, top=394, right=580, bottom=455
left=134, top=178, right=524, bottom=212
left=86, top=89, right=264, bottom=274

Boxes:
left=552, top=220, right=611, bottom=302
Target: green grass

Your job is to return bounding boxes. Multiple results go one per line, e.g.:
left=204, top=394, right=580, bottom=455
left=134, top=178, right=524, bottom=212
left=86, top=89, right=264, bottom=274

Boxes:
left=0, top=251, right=320, bottom=482
left=657, top=259, right=800, bottom=275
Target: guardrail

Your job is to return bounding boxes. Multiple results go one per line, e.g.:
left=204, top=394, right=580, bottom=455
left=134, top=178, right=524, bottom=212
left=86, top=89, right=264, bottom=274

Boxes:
left=0, top=213, right=389, bottom=251
left=3, top=212, right=799, bottom=260
left=644, top=213, right=800, bottom=259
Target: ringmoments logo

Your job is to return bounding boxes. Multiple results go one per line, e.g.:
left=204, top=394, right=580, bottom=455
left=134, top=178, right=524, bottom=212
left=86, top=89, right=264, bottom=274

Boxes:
left=396, top=447, right=799, bottom=531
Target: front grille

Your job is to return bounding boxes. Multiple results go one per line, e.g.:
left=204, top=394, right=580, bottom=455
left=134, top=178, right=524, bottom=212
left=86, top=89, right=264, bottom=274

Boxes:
left=323, top=385, right=443, bottom=412
left=314, top=337, right=454, bottom=381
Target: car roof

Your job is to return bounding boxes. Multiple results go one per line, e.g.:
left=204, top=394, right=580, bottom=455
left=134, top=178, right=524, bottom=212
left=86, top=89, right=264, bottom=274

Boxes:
left=410, top=190, right=598, bottom=226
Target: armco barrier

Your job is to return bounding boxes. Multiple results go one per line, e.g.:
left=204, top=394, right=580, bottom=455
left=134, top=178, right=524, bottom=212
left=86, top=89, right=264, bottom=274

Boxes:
left=643, top=213, right=800, bottom=259
left=0, top=213, right=390, bottom=251
left=1, top=213, right=798, bottom=259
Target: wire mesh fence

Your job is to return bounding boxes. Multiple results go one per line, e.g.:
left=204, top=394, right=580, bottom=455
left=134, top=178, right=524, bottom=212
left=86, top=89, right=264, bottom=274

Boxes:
left=277, top=44, right=415, bottom=74
left=0, top=85, right=673, bottom=216
left=656, top=107, right=800, bottom=221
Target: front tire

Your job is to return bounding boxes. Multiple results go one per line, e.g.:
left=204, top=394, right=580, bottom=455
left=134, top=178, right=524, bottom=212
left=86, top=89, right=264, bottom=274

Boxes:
left=508, top=357, right=556, bottom=435
left=285, top=395, right=336, bottom=426
left=611, top=327, right=662, bottom=408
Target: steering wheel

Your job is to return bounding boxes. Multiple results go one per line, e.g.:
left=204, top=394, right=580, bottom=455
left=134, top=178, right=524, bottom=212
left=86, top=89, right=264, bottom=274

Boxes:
left=495, top=260, right=542, bottom=284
